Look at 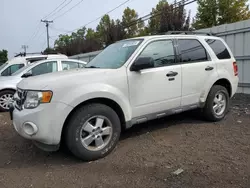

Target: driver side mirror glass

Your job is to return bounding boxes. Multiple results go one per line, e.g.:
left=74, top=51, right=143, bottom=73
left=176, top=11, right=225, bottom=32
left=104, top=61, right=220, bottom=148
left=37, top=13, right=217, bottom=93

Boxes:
left=130, top=57, right=154, bottom=72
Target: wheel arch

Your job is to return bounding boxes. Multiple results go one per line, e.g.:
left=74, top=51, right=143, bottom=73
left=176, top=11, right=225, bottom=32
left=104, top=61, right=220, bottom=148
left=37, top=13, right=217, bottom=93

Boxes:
left=61, top=97, right=127, bottom=143
left=200, top=78, right=232, bottom=107
left=0, top=88, right=16, bottom=93
left=213, top=78, right=232, bottom=97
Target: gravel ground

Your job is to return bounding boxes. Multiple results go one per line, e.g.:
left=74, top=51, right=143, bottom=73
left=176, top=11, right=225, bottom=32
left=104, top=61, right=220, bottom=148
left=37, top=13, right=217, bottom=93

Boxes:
left=0, top=94, right=250, bottom=188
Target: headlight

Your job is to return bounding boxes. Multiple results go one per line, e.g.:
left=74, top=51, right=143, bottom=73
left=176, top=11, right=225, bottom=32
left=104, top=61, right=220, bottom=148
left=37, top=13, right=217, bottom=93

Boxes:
left=24, top=90, right=53, bottom=109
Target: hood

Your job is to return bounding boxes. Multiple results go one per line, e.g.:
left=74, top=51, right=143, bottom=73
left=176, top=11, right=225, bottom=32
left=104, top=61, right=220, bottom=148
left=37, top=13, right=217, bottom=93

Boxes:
left=17, top=68, right=114, bottom=90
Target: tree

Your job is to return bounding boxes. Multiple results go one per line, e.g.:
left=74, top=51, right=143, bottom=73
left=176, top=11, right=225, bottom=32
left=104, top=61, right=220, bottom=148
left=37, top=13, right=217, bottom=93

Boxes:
left=86, top=28, right=97, bottom=40
left=149, top=0, right=191, bottom=33
left=43, top=47, right=57, bottom=54
left=96, top=15, right=126, bottom=47
left=149, top=0, right=168, bottom=33
left=0, top=49, right=8, bottom=64
left=218, top=0, right=250, bottom=24
left=96, top=14, right=112, bottom=46
left=54, top=27, right=102, bottom=56
left=192, top=0, right=217, bottom=29
left=122, top=7, right=144, bottom=37
left=193, top=0, right=250, bottom=29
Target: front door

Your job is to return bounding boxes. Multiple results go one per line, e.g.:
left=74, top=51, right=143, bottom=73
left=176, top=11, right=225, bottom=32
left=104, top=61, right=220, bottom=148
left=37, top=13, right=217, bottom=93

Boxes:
left=127, top=39, right=182, bottom=118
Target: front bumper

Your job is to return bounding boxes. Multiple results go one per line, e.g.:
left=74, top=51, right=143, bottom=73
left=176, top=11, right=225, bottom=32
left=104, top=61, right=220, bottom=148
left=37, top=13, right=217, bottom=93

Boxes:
left=12, top=101, right=73, bottom=146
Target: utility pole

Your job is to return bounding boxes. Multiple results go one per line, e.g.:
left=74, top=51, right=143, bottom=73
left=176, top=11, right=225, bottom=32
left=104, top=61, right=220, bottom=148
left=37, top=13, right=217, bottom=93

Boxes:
left=21, top=45, right=28, bottom=53
left=41, top=20, right=53, bottom=49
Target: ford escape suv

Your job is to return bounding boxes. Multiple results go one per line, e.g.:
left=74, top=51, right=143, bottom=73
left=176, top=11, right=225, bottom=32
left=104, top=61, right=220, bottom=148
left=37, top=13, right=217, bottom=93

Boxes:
left=10, top=33, right=239, bottom=161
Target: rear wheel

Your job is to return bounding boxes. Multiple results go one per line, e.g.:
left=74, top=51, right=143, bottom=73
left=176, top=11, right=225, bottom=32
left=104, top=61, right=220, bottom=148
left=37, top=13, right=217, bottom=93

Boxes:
left=0, top=90, right=15, bottom=112
left=202, top=85, right=229, bottom=121
left=65, top=103, right=121, bottom=161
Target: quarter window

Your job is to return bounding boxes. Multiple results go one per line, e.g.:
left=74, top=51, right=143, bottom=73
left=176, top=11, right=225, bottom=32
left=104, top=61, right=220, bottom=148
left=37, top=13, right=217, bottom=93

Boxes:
left=137, top=40, right=175, bottom=68
left=206, top=39, right=231, bottom=59
left=61, top=61, right=85, bottom=70
left=178, top=39, right=208, bottom=63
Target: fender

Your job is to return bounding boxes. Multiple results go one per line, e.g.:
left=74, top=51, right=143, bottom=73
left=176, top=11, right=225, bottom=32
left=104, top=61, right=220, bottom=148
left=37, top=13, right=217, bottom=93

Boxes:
left=0, top=82, right=17, bottom=92
left=199, top=69, right=233, bottom=104
left=58, top=83, right=132, bottom=121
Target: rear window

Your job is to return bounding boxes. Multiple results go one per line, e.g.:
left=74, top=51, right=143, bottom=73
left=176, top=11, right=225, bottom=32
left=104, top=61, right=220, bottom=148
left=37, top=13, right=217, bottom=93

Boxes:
left=178, top=39, right=209, bottom=63
left=206, top=39, right=231, bottom=59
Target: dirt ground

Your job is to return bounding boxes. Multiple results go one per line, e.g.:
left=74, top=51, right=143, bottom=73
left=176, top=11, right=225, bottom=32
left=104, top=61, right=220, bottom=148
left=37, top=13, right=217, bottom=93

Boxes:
left=0, top=94, right=250, bottom=188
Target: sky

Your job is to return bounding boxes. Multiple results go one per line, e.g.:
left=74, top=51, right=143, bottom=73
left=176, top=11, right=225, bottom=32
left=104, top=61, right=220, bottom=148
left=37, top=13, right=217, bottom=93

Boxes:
left=1, top=0, right=197, bottom=58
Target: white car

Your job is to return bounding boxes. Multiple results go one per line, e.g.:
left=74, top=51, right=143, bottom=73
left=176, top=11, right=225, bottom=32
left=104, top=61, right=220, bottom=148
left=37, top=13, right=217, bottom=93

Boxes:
left=0, top=54, right=68, bottom=76
left=11, top=33, right=239, bottom=161
left=0, top=58, right=87, bottom=111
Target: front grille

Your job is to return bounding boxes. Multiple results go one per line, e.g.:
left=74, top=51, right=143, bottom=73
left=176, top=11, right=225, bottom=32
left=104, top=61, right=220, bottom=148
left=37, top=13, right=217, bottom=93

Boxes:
left=14, top=88, right=26, bottom=110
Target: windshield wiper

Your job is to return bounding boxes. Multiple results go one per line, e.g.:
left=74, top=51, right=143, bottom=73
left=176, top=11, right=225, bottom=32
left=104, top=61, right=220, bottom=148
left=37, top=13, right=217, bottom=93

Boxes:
left=85, top=66, right=100, bottom=68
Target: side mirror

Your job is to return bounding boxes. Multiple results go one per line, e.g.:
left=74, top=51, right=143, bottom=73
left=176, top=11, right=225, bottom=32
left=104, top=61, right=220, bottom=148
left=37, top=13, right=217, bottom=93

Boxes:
left=21, top=72, right=32, bottom=78
left=130, top=57, right=154, bottom=71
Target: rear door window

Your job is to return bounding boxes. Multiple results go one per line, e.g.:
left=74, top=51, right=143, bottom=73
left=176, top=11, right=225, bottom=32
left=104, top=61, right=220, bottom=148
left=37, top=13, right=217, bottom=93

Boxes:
left=178, top=39, right=209, bottom=63
left=206, top=39, right=231, bottom=59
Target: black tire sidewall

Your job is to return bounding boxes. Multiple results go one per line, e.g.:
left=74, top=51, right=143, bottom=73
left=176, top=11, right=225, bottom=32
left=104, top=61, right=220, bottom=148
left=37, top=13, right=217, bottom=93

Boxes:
left=0, top=90, right=15, bottom=112
left=66, top=103, right=121, bottom=161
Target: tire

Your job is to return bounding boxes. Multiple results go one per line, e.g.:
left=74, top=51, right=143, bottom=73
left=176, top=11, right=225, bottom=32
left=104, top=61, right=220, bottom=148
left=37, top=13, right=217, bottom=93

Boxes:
left=0, top=90, right=15, bottom=112
left=65, top=103, right=121, bottom=161
left=202, top=85, right=230, bottom=122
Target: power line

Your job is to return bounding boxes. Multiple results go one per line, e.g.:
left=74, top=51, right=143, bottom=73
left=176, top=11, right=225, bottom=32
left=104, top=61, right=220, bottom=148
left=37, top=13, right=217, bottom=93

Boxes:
left=50, top=25, right=72, bottom=33
left=47, top=0, right=73, bottom=20
left=26, top=23, right=42, bottom=45
left=52, top=0, right=85, bottom=21
left=126, top=0, right=197, bottom=28
left=42, top=0, right=68, bottom=20
left=53, top=0, right=131, bottom=36
left=80, top=0, right=130, bottom=28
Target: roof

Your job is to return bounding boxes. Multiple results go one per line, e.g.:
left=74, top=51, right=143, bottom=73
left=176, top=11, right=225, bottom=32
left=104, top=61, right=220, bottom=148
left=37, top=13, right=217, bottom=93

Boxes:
left=5, top=54, right=68, bottom=65
left=128, top=34, right=222, bottom=41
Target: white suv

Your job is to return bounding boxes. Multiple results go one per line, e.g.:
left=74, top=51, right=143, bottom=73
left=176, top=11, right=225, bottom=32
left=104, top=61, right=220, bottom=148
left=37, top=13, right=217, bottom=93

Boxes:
left=10, top=33, right=239, bottom=161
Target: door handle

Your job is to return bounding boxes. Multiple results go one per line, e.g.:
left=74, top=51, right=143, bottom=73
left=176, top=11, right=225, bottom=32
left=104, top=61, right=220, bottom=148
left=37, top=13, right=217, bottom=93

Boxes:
left=205, top=66, right=214, bottom=71
left=166, top=71, right=178, bottom=77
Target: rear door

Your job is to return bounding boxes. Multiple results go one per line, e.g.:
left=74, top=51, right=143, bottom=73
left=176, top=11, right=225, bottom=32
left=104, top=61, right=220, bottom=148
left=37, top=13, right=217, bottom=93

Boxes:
left=177, top=38, right=218, bottom=106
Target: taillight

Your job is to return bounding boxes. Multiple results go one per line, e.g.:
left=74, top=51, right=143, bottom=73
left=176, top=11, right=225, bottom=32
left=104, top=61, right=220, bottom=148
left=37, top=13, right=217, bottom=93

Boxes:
left=233, top=62, right=238, bottom=76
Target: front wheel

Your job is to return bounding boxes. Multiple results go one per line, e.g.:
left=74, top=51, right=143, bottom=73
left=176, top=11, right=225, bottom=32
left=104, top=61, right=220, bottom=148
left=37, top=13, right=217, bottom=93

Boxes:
left=0, top=90, right=15, bottom=112
left=202, top=85, right=229, bottom=122
left=65, top=103, right=121, bottom=161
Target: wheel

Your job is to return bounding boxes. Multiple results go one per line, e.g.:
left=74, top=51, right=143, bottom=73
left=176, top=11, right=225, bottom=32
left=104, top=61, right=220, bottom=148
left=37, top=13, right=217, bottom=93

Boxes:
left=0, top=90, right=15, bottom=112
left=202, top=85, right=229, bottom=121
left=65, top=103, right=121, bottom=161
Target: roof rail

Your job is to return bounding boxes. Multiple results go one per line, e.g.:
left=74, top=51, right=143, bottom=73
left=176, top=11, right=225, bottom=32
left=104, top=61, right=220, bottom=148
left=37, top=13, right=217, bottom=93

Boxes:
left=14, top=52, right=44, bottom=57
left=156, top=31, right=216, bottom=36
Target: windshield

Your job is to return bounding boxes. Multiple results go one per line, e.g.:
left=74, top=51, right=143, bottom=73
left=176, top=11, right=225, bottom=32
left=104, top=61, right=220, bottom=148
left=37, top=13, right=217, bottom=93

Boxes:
left=86, top=39, right=143, bottom=69
left=0, top=63, right=8, bottom=72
